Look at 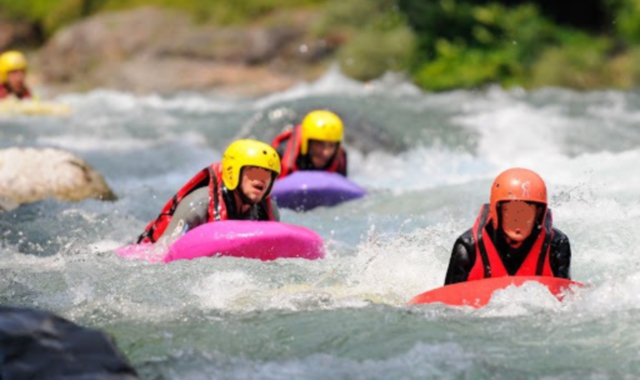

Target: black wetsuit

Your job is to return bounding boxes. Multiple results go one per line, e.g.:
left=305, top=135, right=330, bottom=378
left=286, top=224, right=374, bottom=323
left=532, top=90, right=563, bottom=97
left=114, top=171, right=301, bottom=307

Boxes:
left=443, top=222, right=572, bottom=285
left=275, top=140, right=348, bottom=176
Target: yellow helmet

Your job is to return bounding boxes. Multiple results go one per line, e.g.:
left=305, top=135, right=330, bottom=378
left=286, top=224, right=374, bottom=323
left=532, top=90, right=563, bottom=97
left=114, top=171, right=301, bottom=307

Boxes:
left=0, top=51, right=28, bottom=83
left=221, top=139, right=281, bottom=191
left=300, top=110, right=344, bottom=155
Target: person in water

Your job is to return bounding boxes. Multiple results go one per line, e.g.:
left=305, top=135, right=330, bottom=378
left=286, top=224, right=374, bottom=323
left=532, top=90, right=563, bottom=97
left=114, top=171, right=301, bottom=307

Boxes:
left=271, top=109, right=347, bottom=178
left=443, top=168, right=571, bottom=285
left=0, top=51, right=32, bottom=100
left=137, top=139, right=282, bottom=244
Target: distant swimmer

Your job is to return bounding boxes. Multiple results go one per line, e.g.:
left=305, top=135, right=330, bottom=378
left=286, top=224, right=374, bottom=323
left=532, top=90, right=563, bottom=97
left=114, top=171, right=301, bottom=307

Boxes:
left=137, top=139, right=282, bottom=243
left=0, top=51, right=32, bottom=100
left=272, top=110, right=347, bottom=178
left=444, top=168, right=571, bottom=285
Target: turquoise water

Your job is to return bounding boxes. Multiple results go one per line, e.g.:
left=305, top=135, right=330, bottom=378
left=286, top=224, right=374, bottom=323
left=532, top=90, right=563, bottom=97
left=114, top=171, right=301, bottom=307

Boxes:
left=2, top=71, right=640, bottom=378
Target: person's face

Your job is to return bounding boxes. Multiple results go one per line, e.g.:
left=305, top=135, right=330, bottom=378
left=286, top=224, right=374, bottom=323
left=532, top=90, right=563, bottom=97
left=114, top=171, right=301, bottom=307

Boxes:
left=6, top=70, right=26, bottom=91
left=239, top=166, right=273, bottom=203
left=308, top=140, right=338, bottom=168
left=500, top=201, right=538, bottom=243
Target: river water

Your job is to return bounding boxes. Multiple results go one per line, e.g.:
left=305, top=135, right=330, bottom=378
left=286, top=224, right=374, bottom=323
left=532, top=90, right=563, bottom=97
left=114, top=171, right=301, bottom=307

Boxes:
left=2, top=70, right=640, bottom=379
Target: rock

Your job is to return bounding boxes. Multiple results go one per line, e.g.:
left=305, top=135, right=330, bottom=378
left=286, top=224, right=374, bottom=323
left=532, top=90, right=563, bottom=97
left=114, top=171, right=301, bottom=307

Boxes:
left=0, top=147, right=117, bottom=204
left=0, top=196, right=19, bottom=212
left=0, top=306, right=138, bottom=379
left=111, top=56, right=299, bottom=95
left=38, top=7, right=189, bottom=84
left=0, top=18, right=42, bottom=51
left=36, top=6, right=332, bottom=95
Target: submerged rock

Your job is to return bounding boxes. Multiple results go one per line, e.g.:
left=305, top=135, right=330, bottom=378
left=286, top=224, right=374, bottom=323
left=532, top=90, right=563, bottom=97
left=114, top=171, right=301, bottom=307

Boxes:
left=0, top=306, right=138, bottom=379
left=0, top=147, right=117, bottom=205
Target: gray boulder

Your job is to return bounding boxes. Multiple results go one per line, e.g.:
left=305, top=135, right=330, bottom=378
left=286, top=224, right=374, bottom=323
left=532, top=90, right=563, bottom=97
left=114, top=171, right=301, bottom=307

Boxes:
left=0, top=147, right=117, bottom=205
left=36, top=6, right=332, bottom=95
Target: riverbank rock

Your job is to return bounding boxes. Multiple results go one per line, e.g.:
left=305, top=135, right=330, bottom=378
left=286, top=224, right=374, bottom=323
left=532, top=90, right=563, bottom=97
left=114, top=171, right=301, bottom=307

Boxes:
left=0, top=196, right=19, bottom=212
left=37, top=6, right=334, bottom=95
left=0, top=306, right=138, bottom=379
left=0, top=17, right=42, bottom=51
left=0, top=147, right=117, bottom=204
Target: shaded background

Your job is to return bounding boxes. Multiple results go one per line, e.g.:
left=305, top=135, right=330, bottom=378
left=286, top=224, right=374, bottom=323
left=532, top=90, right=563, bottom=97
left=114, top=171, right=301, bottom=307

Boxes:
left=2, top=0, right=640, bottom=93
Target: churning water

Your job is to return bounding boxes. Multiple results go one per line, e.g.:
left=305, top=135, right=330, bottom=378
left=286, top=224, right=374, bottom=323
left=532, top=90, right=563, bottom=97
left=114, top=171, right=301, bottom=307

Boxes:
left=2, top=70, right=640, bottom=379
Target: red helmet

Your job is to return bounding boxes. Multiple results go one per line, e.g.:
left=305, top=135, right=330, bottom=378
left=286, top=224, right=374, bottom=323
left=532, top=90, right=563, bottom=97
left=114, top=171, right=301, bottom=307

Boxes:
left=489, top=168, right=547, bottom=229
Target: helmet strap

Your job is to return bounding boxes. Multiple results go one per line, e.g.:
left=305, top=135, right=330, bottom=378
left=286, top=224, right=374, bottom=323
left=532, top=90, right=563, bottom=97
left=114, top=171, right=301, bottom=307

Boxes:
left=236, top=167, right=256, bottom=206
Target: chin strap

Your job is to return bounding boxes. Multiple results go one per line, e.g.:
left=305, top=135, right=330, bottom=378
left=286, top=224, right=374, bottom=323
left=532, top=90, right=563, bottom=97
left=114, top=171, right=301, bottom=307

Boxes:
left=235, top=187, right=256, bottom=206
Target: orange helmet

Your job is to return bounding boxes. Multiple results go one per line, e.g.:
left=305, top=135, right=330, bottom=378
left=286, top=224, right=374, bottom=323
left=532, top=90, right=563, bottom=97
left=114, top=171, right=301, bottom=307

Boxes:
left=489, top=168, right=547, bottom=229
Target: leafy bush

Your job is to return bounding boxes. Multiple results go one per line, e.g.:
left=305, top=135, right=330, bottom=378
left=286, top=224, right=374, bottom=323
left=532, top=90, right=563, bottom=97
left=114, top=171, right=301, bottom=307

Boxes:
left=338, top=27, right=415, bottom=81
left=605, top=0, right=640, bottom=44
left=315, top=0, right=415, bottom=80
left=0, top=0, right=88, bottom=36
left=401, top=1, right=604, bottom=91
left=530, top=36, right=610, bottom=89
left=3, top=0, right=640, bottom=90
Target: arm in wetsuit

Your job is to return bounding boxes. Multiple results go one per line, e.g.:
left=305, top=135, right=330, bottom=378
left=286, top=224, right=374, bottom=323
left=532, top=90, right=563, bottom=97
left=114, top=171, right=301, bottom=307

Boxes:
left=443, top=229, right=476, bottom=286
left=160, top=187, right=209, bottom=240
left=160, top=187, right=282, bottom=240
left=549, top=228, right=571, bottom=279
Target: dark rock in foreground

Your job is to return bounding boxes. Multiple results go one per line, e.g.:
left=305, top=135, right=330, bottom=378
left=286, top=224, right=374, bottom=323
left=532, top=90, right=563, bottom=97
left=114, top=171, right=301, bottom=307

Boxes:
left=0, top=306, right=138, bottom=379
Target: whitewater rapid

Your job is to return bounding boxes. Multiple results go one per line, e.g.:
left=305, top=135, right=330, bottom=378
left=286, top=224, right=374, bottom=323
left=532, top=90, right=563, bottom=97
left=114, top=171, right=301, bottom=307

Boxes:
left=2, top=70, right=640, bottom=378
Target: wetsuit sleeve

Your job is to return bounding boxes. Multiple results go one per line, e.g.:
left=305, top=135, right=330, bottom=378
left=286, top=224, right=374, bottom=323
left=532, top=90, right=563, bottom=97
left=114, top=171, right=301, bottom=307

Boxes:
left=549, top=228, right=571, bottom=279
left=276, top=139, right=288, bottom=159
left=341, top=149, right=348, bottom=177
left=159, top=187, right=210, bottom=240
left=270, top=199, right=281, bottom=222
left=443, top=229, right=476, bottom=285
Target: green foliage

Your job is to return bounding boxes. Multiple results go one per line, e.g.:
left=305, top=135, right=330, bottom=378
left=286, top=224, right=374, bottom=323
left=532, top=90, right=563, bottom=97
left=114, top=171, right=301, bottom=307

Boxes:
left=618, top=47, right=640, bottom=88
left=525, top=31, right=640, bottom=90
left=314, top=0, right=405, bottom=35
left=3, top=0, right=640, bottom=90
left=604, top=0, right=640, bottom=44
left=530, top=36, right=623, bottom=89
left=338, top=27, right=415, bottom=81
left=316, top=0, right=415, bottom=80
left=99, top=0, right=325, bottom=25
left=0, top=0, right=86, bottom=36
left=403, top=1, right=607, bottom=91
left=414, top=43, right=523, bottom=91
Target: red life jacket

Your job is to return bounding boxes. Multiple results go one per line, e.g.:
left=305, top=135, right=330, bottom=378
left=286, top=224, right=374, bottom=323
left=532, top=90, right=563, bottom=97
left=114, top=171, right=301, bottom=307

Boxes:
left=0, top=84, right=31, bottom=99
left=137, top=163, right=275, bottom=243
left=271, top=125, right=346, bottom=178
left=467, top=203, right=554, bottom=281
